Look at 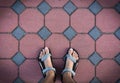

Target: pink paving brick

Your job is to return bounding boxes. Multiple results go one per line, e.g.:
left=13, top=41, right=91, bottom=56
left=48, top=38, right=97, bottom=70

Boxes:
left=20, top=9, right=44, bottom=32
left=97, top=0, right=120, bottom=7
left=0, top=8, right=18, bottom=32
left=71, top=0, right=94, bottom=7
left=0, top=60, right=17, bottom=83
left=0, top=34, right=18, bottom=58
left=0, top=0, right=16, bottom=7
left=20, top=60, right=42, bottom=83
left=74, top=60, right=94, bottom=83
left=20, top=34, right=44, bottom=58
left=45, top=9, right=69, bottom=33
left=21, top=0, right=42, bottom=7
left=71, top=34, right=95, bottom=58
left=96, top=9, right=120, bottom=33
left=45, top=34, right=69, bottom=58
left=71, top=9, right=95, bottom=33
left=46, top=0, right=68, bottom=7
left=96, top=60, right=120, bottom=83
left=96, top=34, right=120, bottom=58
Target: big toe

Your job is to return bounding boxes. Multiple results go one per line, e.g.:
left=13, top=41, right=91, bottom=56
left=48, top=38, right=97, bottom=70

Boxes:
left=68, top=48, right=74, bottom=55
left=45, top=47, right=49, bottom=54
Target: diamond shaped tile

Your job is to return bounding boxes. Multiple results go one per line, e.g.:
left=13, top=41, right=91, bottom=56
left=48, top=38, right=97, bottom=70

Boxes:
left=63, top=26, right=77, bottom=40
left=115, top=2, right=120, bottom=13
left=14, top=77, right=24, bottom=83
left=114, top=28, right=120, bottom=40
left=37, top=1, right=51, bottom=15
left=11, top=0, right=26, bottom=14
left=63, top=1, right=77, bottom=15
left=12, top=52, right=25, bottom=66
left=89, top=52, right=102, bottom=66
left=38, top=26, right=52, bottom=40
left=90, top=77, right=101, bottom=83
left=12, top=26, right=26, bottom=40
left=89, top=1, right=103, bottom=15
left=114, top=53, right=120, bottom=65
left=89, top=26, right=102, bottom=40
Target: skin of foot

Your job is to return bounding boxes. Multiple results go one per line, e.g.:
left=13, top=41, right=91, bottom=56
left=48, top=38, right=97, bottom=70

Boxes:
left=63, top=48, right=79, bottom=77
left=39, top=47, right=55, bottom=77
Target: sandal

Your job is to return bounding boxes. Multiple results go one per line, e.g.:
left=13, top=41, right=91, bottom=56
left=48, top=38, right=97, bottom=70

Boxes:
left=62, top=48, right=79, bottom=77
left=38, top=49, right=56, bottom=77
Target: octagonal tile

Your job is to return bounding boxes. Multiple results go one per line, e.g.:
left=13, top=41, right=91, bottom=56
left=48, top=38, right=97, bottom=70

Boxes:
left=97, top=0, right=120, bottom=7
left=20, top=34, right=44, bottom=58
left=45, top=34, right=69, bottom=58
left=71, top=0, right=94, bottom=7
left=97, top=60, right=120, bottom=83
left=71, top=9, right=95, bottom=33
left=71, top=34, right=95, bottom=58
left=96, top=9, right=120, bottom=33
left=96, top=34, right=120, bottom=58
left=0, top=60, right=17, bottom=83
left=0, top=34, right=18, bottom=58
left=0, top=0, right=15, bottom=6
left=20, top=9, right=44, bottom=32
left=74, top=60, right=94, bottom=83
left=0, top=8, right=18, bottom=32
left=45, top=9, right=69, bottom=33
left=20, top=60, right=42, bottom=83
left=21, top=0, right=42, bottom=7
left=46, top=0, right=68, bottom=7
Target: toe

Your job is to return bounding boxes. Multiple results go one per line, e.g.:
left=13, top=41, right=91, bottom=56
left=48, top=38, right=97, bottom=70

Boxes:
left=68, top=48, right=74, bottom=55
left=42, top=49, right=45, bottom=55
left=73, top=51, right=79, bottom=60
left=45, top=47, right=49, bottom=54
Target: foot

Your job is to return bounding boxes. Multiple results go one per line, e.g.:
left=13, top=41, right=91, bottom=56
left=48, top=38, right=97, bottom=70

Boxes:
left=63, top=48, right=79, bottom=77
left=39, top=47, right=55, bottom=77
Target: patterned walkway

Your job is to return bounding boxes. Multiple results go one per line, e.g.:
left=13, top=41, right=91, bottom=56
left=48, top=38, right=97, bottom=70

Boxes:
left=0, top=0, right=120, bottom=83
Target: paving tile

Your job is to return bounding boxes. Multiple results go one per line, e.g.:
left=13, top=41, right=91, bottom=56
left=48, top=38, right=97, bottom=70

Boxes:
left=98, top=0, right=120, bottom=7
left=63, top=1, right=77, bottom=15
left=97, top=60, right=120, bottom=83
left=11, top=0, right=26, bottom=14
left=38, top=26, right=52, bottom=40
left=96, top=34, right=120, bottom=58
left=12, top=52, right=26, bottom=66
left=0, top=0, right=15, bottom=6
left=0, top=60, right=17, bottom=83
left=71, top=9, right=95, bottom=33
left=46, top=9, right=69, bottom=33
left=114, top=27, right=120, bottom=40
left=89, top=1, right=103, bottom=15
left=71, top=34, right=95, bottom=58
left=46, top=0, right=68, bottom=7
left=12, top=26, right=26, bottom=40
left=0, top=8, right=18, bottom=32
left=89, top=26, right=102, bottom=41
left=74, top=60, right=94, bottom=83
left=20, top=60, right=42, bottom=83
left=0, top=34, right=18, bottom=58
left=89, top=52, right=103, bottom=66
left=71, top=0, right=94, bottom=7
left=63, top=26, right=77, bottom=41
left=13, top=77, right=24, bottom=83
left=20, top=9, right=44, bottom=32
left=96, top=9, right=120, bottom=33
left=45, top=34, right=69, bottom=58
left=114, top=53, right=120, bottom=65
left=20, top=34, right=44, bottom=58
left=37, top=1, right=51, bottom=15
left=115, top=2, right=120, bottom=13
left=21, top=0, right=42, bottom=7
left=90, top=77, right=101, bottom=83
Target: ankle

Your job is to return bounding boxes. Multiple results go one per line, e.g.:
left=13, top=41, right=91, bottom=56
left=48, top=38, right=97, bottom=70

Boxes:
left=46, top=70, right=55, bottom=78
left=63, top=72, right=72, bottom=78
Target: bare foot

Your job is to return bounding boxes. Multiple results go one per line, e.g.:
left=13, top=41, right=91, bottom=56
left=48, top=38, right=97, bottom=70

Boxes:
left=39, top=47, right=55, bottom=77
left=63, top=48, right=79, bottom=77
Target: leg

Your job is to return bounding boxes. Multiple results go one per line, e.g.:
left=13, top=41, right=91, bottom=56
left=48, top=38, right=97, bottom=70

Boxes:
left=62, top=48, right=79, bottom=83
left=39, top=47, right=55, bottom=83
